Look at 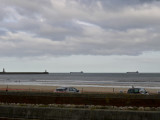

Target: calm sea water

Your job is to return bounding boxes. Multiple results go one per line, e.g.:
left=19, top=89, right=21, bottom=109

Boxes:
left=0, top=73, right=160, bottom=89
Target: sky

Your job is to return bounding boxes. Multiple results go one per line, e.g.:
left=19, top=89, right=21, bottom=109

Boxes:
left=0, top=0, right=160, bottom=73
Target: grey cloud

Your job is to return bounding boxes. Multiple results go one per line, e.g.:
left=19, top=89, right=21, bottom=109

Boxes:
left=0, top=0, right=160, bottom=57
left=0, top=28, right=160, bottom=57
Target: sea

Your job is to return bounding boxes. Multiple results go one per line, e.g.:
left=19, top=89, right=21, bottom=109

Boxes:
left=1, top=73, right=160, bottom=89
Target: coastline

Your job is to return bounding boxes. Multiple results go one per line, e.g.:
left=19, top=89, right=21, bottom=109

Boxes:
left=0, top=85, right=158, bottom=94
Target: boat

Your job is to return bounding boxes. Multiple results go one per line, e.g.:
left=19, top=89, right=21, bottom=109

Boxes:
left=126, top=71, right=139, bottom=74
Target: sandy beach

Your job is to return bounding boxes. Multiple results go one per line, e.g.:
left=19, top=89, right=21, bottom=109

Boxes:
left=0, top=85, right=158, bottom=94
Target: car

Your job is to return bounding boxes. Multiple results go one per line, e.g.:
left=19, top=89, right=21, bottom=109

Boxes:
left=54, top=87, right=79, bottom=93
left=127, top=88, right=148, bottom=95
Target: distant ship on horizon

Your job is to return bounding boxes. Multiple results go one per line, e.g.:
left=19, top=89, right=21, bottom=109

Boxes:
left=70, top=71, right=84, bottom=74
left=126, top=71, right=139, bottom=74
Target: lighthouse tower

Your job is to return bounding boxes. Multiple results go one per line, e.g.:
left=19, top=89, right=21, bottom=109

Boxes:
left=3, top=68, right=5, bottom=73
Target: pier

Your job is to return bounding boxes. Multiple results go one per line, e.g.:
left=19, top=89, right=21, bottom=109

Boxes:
left=0, top=68, right=49, bottom=74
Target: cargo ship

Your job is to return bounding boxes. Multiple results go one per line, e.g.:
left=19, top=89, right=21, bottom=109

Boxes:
left=126, top=71, right=139, bottom=74
left=0, top=68, right=49, bottom=74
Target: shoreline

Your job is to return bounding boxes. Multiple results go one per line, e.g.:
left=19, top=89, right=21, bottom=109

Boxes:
left=0, top=85, right=159, bottom=94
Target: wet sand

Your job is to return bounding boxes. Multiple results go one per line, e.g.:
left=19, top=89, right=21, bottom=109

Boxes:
left=0, top=85, right=159, bottom=94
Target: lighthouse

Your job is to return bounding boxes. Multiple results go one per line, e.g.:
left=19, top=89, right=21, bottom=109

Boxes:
left=3, top=68, right=5, bottom=73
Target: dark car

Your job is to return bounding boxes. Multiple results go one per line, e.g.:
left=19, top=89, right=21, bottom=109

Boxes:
left=54, top=87, right=79, bottom=93
left=127, top=88, right=148, bottom=95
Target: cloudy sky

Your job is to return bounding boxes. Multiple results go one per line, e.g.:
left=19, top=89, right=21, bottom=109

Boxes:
left=0, top=0, right=160, bottom=72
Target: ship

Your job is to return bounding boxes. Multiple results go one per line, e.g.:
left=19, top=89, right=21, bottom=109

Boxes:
left=126, top=71, right=139, bottom=74
left=70, top=71, right=84, bottom=74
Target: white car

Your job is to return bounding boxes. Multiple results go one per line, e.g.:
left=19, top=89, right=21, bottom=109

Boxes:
left=54, top=87, right=79, bottom=93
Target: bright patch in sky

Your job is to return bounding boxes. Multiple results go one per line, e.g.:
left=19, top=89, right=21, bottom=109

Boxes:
left=75, top=20, right=99, bottom=27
